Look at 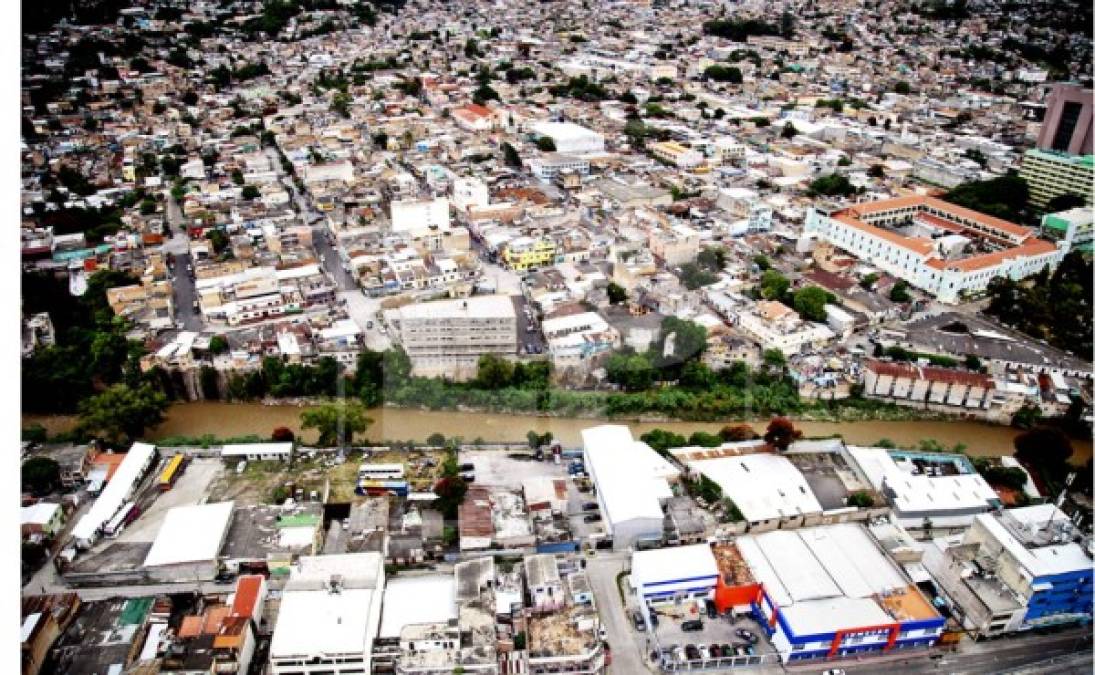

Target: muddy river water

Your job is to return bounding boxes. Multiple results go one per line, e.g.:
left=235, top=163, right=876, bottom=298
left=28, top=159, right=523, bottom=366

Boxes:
left=24, top=401, right=1093, bottom=462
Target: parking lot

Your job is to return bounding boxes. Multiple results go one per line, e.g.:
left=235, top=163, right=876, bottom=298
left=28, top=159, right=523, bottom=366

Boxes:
left=458, top=448, right=569, bottom=489
left=643, top=600, right=779, bottom=670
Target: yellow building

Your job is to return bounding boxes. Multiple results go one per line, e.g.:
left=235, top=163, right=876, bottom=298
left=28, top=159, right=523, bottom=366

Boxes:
left=502, top=236, right=557, bottom=271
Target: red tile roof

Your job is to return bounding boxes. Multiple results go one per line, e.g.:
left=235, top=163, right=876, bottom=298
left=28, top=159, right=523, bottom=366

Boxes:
left=231, top=575, right=263, bottom=619
left=866, top=359, right=993, bottom=388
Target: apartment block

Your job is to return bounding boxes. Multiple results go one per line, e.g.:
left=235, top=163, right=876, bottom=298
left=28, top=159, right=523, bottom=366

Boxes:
left=384, top=295, right=517, bottom=379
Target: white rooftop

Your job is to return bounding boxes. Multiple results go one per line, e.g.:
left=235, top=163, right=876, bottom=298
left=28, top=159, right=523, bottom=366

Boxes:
left=631, top=543, right=718, bottom=589
left=143, top=501, right=234, bottom=567
left=271, top=553, right=385, bottom=662
left=378, top=575, right=457, bottom=639
left=21, top=502, right=60, bottom=525
left=582, top=425, right=679, bottom=533
left=221, top=442, right=293, bottom=457
left=390, top=294, right=516, bottom=321
left=846, top=446, right=998, bottom=518
left=737, top=524, right=908, bottom=609
left=977, top=505, right=1094, bottom=579
left=72, top=442, right=157, bottom=543
left=679, top=452, right=823, bottom=523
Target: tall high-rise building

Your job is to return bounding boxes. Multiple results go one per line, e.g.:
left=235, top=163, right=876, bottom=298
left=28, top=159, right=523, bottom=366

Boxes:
left=1036, top=84, right=1093, bottom=155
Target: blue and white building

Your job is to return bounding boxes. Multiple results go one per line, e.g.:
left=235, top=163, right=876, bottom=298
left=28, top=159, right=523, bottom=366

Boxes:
left=630, top=544, right=719, bottom=605
left=923, top=504, right=1093, bottom=638
left=737, top=524, right=945, bottom=661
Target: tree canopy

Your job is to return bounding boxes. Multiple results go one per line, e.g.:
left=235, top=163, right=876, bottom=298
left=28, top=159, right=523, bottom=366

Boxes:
left=300, top=401, right=372, bottom=447
left=77, top=383, right=168, bottom=446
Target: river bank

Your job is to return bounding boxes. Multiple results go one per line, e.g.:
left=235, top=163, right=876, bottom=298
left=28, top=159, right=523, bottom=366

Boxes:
left=23, top=400, right=1093, bottom=462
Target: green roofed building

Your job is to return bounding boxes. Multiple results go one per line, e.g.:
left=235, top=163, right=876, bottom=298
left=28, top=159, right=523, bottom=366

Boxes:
left=1041, top=207, right=1093, bottom=254
left=1018, top=149, right=1094, bottom=211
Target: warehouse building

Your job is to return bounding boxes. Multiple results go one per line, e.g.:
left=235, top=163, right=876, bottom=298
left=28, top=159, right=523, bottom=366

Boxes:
left=738, top=523, right=945, bottom=661
left=845, top=446, right=1000, bottom=537
left=671, top=446, right=824, bottom=532
left=143, top=501, right=235, bottom=581
left=71, top=442, right=158, bottom=549
left=529, top=122, right=605, bottom=155
left=581, top=425, right=680, bottom=550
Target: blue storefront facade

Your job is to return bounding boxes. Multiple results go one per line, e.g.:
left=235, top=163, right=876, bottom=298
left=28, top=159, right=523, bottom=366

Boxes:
left=1024, top=567, right=1094, bottom=627
left=749, top=587, right=946, bottom=662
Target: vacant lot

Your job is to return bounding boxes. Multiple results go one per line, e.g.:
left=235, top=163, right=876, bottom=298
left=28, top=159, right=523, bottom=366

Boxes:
left=207, top=447, right=450, bottom=504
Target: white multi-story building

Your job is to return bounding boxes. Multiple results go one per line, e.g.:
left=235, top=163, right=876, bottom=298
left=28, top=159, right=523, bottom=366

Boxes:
left=384, top=295, right=517, bottom=379
left=391, top=197, right=451, bottom=236
left=269, top=553, right=385, bottom=675
left=804, top=196, right=1067, bottom=303
left=736, top=300, right=836, bottom=354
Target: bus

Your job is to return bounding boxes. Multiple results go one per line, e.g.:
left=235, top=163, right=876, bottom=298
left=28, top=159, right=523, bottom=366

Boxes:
left=159, top=455, right=185, bottom=491
left=357, top=463, right=405, bottom=481
left=104, top=502, right=136, bottom=538
left=355, top=480, right=409, bottom=497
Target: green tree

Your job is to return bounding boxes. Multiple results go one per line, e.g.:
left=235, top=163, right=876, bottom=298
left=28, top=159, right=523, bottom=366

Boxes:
left=704, top=65, right=743, bottom=83
left=535, top=136, right=556, bottom=152
left=605, top=352, right=655, bottom=391
left=889, top=280, right=911, bottom=302
left=77, top=383, right=168, bottom=445
left=241, top=185, right=260, bottom=200
left=793, top=286, right=830, bottom=322
left=807, top=174, right=855, bottom=197
left=606, top=282, right=628, bottom=305
left=427, top=432, right=447, bottom=447
left=22, top=457, right=60, bottom=496
left=301, top=402, right=373, bottom=447
left=1011, top=403, right=1041, bottom=429
left=894, top=81, right=911, bottom=95
left=475, top=354, right=515, bottom=389
left=847, top=491, right=875, bottom=507
left=781, top=121, right=799, bottom=139
left=640, top=428, right=687, bottom=455
left=22, top=424, right=48, bottom=444
left=759, top=269, right=790, bottom=300
left=209, top=335, right=230, bottom=354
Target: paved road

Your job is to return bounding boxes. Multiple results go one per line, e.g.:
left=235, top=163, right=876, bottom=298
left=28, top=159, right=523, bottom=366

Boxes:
left=172, top=252, right=203, bottom=332
left=585, top=552, right=651, bottom=675
left=313, top=225, right=356, bottom=291
left=801, top=627, right=1094, bottom=675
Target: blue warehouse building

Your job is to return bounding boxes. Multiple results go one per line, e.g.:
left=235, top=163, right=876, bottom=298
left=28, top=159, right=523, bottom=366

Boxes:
left=736, top=524, right=945, bottom=661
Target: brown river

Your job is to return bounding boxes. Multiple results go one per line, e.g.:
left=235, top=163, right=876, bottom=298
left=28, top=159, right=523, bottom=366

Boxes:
left=23, top=402, right=1093, bottom=462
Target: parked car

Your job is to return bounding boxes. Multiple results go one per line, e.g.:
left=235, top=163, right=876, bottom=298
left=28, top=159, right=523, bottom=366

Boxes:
left=707, top=644, right=722, bottom=657
left=631, top=611, right=645, bottom=631
left=719, top=644, right=733, bottom=657
left=821, top=670, right=847, bottom=675
left=458, top=463, right=474, bottom=472
left=649, top=612, right=659, bottom=628
left=684, top=644, right=700, bottom=660
left=583, top=514, right=602, bottom=523
left=735, top=628, right=757, bottom=644
left=704, top=598, right=717, bottom=619
left=460, top=472, right=475, bottom=483
left=581, top=502, right=598, bottom=511
left=696, top=644, right=709, bottom=659
left=681, top=620, right=703, bottom=632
